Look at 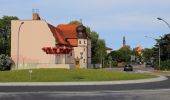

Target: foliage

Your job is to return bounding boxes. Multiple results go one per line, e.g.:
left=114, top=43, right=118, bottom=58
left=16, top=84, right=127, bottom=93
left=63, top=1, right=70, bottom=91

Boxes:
left=109, top=46, right=132, bottom=63
left=118, top=46, right=132, bottom=62
left=0, top=16, right=18, bottom=56
left=142, top=48, right=154, bottom=62
left=0, top=54, right=13, bottom=70
left=69, top=20, right=82, bottom=24
left=0, top=69, right=157, bottom=82
left=154, top=33, right=170, bottom=61
left=152, top=33, right=170, bottom=69
left=160, top=60, right=170, bottom=70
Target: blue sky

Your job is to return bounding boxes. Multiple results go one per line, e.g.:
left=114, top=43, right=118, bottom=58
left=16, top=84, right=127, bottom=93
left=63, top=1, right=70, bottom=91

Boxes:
left=0, top=0, right=170, bottom=50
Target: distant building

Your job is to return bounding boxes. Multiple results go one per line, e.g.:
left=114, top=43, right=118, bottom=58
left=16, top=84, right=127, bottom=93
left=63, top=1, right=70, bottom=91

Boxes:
left=122, top=36, right=126, bottom=48
left=11, top=12, right=91, bottom=69
left=106, top=47, right=113, bottom=54
left=133, top=46, right=143, bottom=56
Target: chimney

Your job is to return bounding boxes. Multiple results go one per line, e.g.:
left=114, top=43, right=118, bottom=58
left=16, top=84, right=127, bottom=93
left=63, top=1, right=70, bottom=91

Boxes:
left=32, top=9, right=41, bottom=20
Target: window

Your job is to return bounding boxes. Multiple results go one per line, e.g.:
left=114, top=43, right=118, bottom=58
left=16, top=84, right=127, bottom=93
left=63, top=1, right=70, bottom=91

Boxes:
left=84, top=48, right=85, bottom=51
left=84, top=41, right=86, bottom=44
left=84, top=59, right=85, bottom=63
left=79, top=40, right=81, bottom=44
left=70, top=53, right=72, bottom=56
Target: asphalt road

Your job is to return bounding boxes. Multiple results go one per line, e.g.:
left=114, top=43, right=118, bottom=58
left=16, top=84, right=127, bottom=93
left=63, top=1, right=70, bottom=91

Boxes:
left=0, top=89, right=170, bottom=100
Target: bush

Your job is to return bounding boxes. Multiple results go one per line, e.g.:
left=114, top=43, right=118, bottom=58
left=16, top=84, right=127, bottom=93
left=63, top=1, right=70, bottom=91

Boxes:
left=0, top=54, right=12, bottom=71
left=112, top=61, right=118, bottom=67
left=160, top=60, right=170, bottom=70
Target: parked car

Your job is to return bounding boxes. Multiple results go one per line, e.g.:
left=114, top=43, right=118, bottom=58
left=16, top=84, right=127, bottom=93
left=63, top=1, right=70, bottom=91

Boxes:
left=145, top=62, right=154, bottom=68
left=124, top=64, right=133, bottom=71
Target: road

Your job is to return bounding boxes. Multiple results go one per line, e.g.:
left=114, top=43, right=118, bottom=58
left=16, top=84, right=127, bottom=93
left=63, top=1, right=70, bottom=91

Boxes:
left=0, top=89, right=170, bottom=100
left=0, top=66, right=169, bottom=100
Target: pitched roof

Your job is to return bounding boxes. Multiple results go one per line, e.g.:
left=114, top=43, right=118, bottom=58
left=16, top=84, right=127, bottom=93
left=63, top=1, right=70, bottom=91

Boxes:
left=48, top=24, right=68, bottom=45
left=57, top=24, right=80, bottom=39
left=134, top=46, right=143, bottom=52
left=48, top=23, right=80, bottom=46
left=106, top=47, right=113, bottom=50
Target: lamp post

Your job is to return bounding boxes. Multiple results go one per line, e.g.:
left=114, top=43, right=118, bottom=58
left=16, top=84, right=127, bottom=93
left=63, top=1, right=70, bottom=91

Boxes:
left=144, top=36, right=160, bottom=70
left=16, top=22, right=24, bottom=69
left=157, top=17, right=170, bottom=29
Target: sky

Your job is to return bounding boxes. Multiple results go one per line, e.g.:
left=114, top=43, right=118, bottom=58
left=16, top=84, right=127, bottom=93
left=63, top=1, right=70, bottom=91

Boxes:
left=0, top=0, right=170, bottom=50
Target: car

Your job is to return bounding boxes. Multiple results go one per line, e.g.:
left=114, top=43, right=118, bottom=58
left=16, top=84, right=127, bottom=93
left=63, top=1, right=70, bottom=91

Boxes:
left=145, top=62, right=154, bottom=68
left=124, top=64, right=133, bottom=71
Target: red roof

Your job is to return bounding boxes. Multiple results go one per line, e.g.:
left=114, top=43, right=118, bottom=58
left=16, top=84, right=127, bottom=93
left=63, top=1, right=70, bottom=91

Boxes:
left=57, top=24, right=80, bottom=39
left=48, top=23, right=80, bottom=46
left=48, top=24, right=68, bottom=45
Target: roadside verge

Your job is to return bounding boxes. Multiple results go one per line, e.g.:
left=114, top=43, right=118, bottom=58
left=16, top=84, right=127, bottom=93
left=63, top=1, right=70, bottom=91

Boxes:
left=0, top=75, right=167, bottom=86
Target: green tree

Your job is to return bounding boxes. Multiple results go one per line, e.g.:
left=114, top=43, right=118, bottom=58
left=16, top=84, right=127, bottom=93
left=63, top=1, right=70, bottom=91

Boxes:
left=69, top=20, right=81, bottom=24
left=142, top=48, right=154, bottom=62
left=118, top=46, right=132, bottom=62
left=153, top=33, right=170, bottom=61
left=109, top=46, right=132, bottom=63
left=0, top=16, right=18, bottom=55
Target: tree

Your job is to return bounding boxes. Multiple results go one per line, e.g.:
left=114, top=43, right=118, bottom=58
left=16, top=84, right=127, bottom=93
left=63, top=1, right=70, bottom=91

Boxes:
left=0, top=16, right=18, bottom=56
left=153, top=33, right=170, bottom=61
left=142, top=48, right=154, bottom=62
left=118, top=46, right=132, bottom=62
left=69, top=20, right=81, bottom=24
left=109, top=46, right=132, bottom=63
left=0, top=54, right=13, bottom=70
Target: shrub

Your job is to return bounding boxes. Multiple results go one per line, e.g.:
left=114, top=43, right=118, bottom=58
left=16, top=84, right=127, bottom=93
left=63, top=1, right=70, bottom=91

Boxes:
left=0, top=54, right=12, bottom=71
left=160, top=60, right=170, bottom=70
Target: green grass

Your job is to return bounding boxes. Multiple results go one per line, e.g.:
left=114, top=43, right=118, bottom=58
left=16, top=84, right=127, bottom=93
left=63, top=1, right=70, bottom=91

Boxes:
left=0, top=69, right=158, bottom=82
left=161, top=71, right=170, bottom=74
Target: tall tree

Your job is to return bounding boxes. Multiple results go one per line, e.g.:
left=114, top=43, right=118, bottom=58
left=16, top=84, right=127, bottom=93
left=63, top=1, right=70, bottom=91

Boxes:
left=118, top=46, right=132, bottom=62
left=0, top=16, right=18, bottom=55
left=153, top=33, right=170, bottom=61
left=142, top=48, right=154, bottom=62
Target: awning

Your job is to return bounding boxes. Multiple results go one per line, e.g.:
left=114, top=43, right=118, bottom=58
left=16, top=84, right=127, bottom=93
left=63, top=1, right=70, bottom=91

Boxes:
left=42, top=46, right=72, bottom=54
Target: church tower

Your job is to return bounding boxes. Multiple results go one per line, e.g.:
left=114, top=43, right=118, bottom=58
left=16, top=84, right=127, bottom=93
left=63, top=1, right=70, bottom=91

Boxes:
left=123, top=36, right=126, bottom=48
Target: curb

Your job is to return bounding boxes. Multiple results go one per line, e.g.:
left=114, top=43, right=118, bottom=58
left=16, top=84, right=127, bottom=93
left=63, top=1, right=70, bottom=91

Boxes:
left=0, top=75, right=167, bottom=86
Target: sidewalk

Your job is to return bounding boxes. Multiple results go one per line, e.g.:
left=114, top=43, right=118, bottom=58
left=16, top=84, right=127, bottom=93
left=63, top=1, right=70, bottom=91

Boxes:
left=0, top=75, right=167, bottom=86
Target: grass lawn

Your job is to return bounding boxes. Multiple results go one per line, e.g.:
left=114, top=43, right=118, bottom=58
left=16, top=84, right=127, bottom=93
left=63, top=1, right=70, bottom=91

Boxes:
left=161, top=71, right=170, bottom=74
left=0, top=69, right=158, bottom=82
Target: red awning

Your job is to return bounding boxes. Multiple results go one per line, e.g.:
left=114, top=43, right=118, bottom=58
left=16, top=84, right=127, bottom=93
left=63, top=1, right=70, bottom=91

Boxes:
left=42, top=46, right=72, bottom=54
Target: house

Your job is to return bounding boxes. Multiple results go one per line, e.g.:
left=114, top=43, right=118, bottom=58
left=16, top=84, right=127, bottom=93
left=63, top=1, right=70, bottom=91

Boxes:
left=106, top=47, right=113, bottom=54
left=11, top=12, right=91, bottom=69
left=133, top=46, right=143, bottom=56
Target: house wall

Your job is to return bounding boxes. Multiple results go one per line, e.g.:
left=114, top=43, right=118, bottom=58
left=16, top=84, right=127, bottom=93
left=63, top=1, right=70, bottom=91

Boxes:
left=72, top=39, right=91, bottom=68
left=87, top=39, right=91, bottom=65
left=11, top=20, right=92, bottom=69
left=11, top=20, right=56, bottom=69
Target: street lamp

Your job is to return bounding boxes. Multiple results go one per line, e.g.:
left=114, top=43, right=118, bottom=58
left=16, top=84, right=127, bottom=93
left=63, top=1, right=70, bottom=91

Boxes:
left=16, top=22, right=24, bottom=69
left=144, top=36, right=161, bottom=70
left=157, top=17, right=170, bottom=29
